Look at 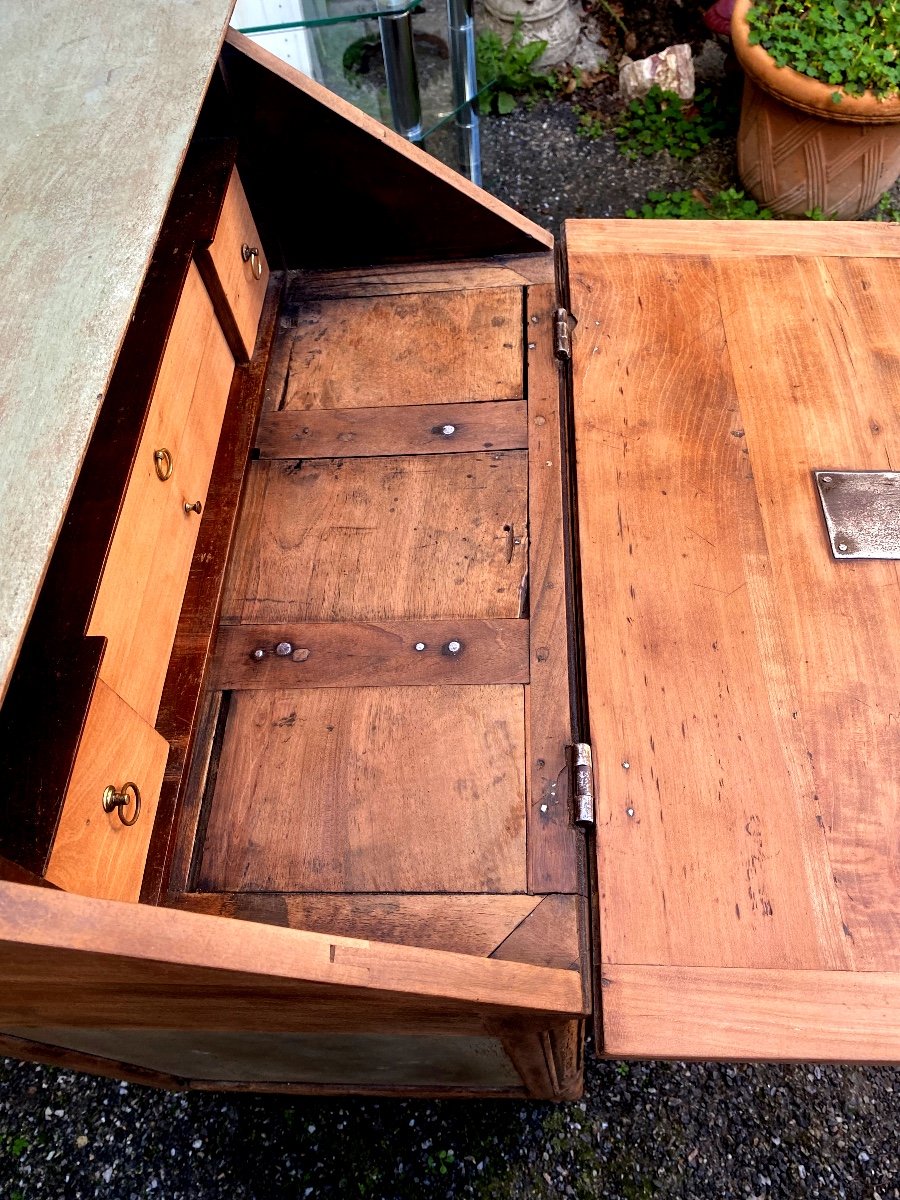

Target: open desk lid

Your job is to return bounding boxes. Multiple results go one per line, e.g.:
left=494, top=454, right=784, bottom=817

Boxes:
left=566, top=220, right=900, bottom=1062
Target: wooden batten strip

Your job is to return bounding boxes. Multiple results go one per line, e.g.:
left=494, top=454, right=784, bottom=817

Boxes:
left=564, top=218, right=900, bottom=259
left=602, top=965, right=900, bottom=1062
left=524, top=286, right=583, bottom=895
left=257, top=401, right=528, bottom=460
left=210, top=618, right=530, bottom=690
left=288, top=254, right=556, bottom=300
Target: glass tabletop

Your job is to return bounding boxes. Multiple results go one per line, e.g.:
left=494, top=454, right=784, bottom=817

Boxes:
left=232, top=0, right=490, bottom=169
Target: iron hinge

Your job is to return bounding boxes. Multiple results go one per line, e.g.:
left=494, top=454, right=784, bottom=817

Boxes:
left=554, top=307, right=572, bottom=361
left=569, top=742, right=594, bottom=827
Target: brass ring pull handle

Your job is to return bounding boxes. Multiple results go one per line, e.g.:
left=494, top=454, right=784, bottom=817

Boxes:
left=184, top=499, right=203, bottom=515
left=153, top=447, right=174, bottom=481
left=102, top=781, right=141, bottom=827
left=241, top=242, right=263, bottom=280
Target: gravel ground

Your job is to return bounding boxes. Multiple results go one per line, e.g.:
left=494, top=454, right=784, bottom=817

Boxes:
left=4, top=72, right=900, bottom=1200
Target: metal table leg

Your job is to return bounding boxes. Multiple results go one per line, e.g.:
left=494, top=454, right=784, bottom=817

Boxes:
left=378, top=4, right=424, bottom=146
left=446, top=0, right=481, bottom=185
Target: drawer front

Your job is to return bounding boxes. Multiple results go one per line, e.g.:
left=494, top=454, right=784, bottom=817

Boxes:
left=204, top=167, right=269, bottom=360
left=87, top=263, right=234, bottom=724
left=45, top=680, right=169, bottom=902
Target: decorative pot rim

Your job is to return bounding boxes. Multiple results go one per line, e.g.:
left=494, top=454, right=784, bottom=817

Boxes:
left=731, top=0, right=900, bottom=124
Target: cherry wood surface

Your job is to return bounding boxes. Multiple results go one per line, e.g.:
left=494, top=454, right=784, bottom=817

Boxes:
left=276, top=289, right=523, bottom=409
left=568, top=219, right=900, bottom=1058
left=45, top=682, right=169, bottom=902
left=221, top=452, right=529, bottom=625
left=194, top=685, right=527, bottom=894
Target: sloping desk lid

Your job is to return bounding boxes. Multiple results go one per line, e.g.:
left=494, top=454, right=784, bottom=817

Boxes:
left=0, top=0, right=236, bottom=705
left=567, top=221, right=900, bottom=1062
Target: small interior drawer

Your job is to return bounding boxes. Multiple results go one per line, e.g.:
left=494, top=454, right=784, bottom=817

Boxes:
left=45, top=679, right=169, bottom=902
left=87, top=263, right=235, bottom=725
left=199, top=167, right=269, bottom=361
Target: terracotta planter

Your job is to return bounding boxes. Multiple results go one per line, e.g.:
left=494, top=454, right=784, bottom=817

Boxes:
left=732, top=0, right=900, bottom=218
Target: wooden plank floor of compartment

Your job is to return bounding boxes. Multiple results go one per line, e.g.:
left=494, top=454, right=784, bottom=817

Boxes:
left=174, top=267, right=586, bottom=978
left=566, top=219, right=900, bottom=1062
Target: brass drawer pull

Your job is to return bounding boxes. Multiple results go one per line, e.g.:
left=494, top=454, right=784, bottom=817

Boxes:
left=184, top=499, right=203, bottom=515
left=153, top=447, right=174, bottom=481
left=241, top=242, right=263, bottom=280
left=102, top=781, right=141, bottom=827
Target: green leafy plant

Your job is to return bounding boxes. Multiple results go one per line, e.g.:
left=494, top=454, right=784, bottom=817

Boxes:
left=626, top=187, right=774, bottom=219
left=575, top=108, right=606, bottom=139
left=875, top=190, right=900, bottom=220
left=615, top=86, right=726, bottom=159
left=803, top=205, right=834, bottom=220
left=747, top=0, right=900, bottom=100
left=426, top=1148, right=455, bottom=1176
left=475, top=17, right=555, bottom=114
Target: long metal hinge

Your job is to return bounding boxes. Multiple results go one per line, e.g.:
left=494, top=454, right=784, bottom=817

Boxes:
left=569, top=742, right=594, bottom=826
left=554, top=307, right=571, bottom=361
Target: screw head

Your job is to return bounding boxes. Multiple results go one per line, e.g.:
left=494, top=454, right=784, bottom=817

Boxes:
left=252, top=648, right=265, bottom=661
left=275, top=641, right=293, bottom=656
left=822, top=475, right=833, bottom=484
left=837, top=542, right=848, bottom=553
left=447, top=640, right=461, bottom=654
left=441, top=424, right=456, bottom=437
left=414, top=642, right=426, bottom=651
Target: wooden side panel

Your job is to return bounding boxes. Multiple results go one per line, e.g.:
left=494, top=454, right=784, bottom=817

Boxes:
left=491, top=895, right=584, bottom=973
left=0, top=881, right=587, bottom=1032
left=3, top=1027, right=524, bottom=1088
left=223, top=453, right=528, bottom=624
left=257, top=400, right=528, bottom=460
left=714, top=254, right=900, bottom=970
left=602, top=965, right=900, bottom=1063
left=169, top=893, right=541, bottom=955
left=278, top=290, right=523, bottom=409
left=569, top=251, right=850, bottom=971
left=222, top=31, right=553, bottom=268
left=196, top=686, right=527, bottom=893
left=45, top=681, right=169, bottom=902
left=88, top=264, right=234, bottom=724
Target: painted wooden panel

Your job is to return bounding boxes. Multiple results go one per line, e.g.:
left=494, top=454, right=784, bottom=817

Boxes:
left=0, top=0, right=233, bottom=705
left=196, top=685, right=527, bottom=893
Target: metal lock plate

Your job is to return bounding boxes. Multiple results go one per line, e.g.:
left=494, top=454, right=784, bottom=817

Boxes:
left=814, top=471, right=900, bottom=560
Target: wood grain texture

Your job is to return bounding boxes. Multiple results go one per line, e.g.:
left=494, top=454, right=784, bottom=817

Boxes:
left=0, top=881, right=587, bottom=1031
left=289, top=255, right=555, bottom=299
left=222, top=453, right=528, bottom=624
left=200, top=167, right=270, bottom=360
left=168, top=893, right=541, bottom=956
left=601, top=966, right=900, bottom=1062
left=144, top=274, right=286, bottom=905
left=563, top=218, right=900, bottom=260
left=257, top=401, right=527, bottom=460
left=0, top=0, right=233, bottom=705
left=524, top=286, right=583, bottom=895
left=195, top=685, right=527, bottom=893
left=210, top=618, right=529, bottom=689
left=570, top=250, right=851, bottom=973
left=45, top=681, right=169, bottom=902
left=713, top=254, right=900, bottom=970
left=222, top=30, right=552, bottom=269
left=278, top=290, right=523, bottom=409
left=88, top=264, right=234, bottom=725
left=491, top=895, right=585, bottom=973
